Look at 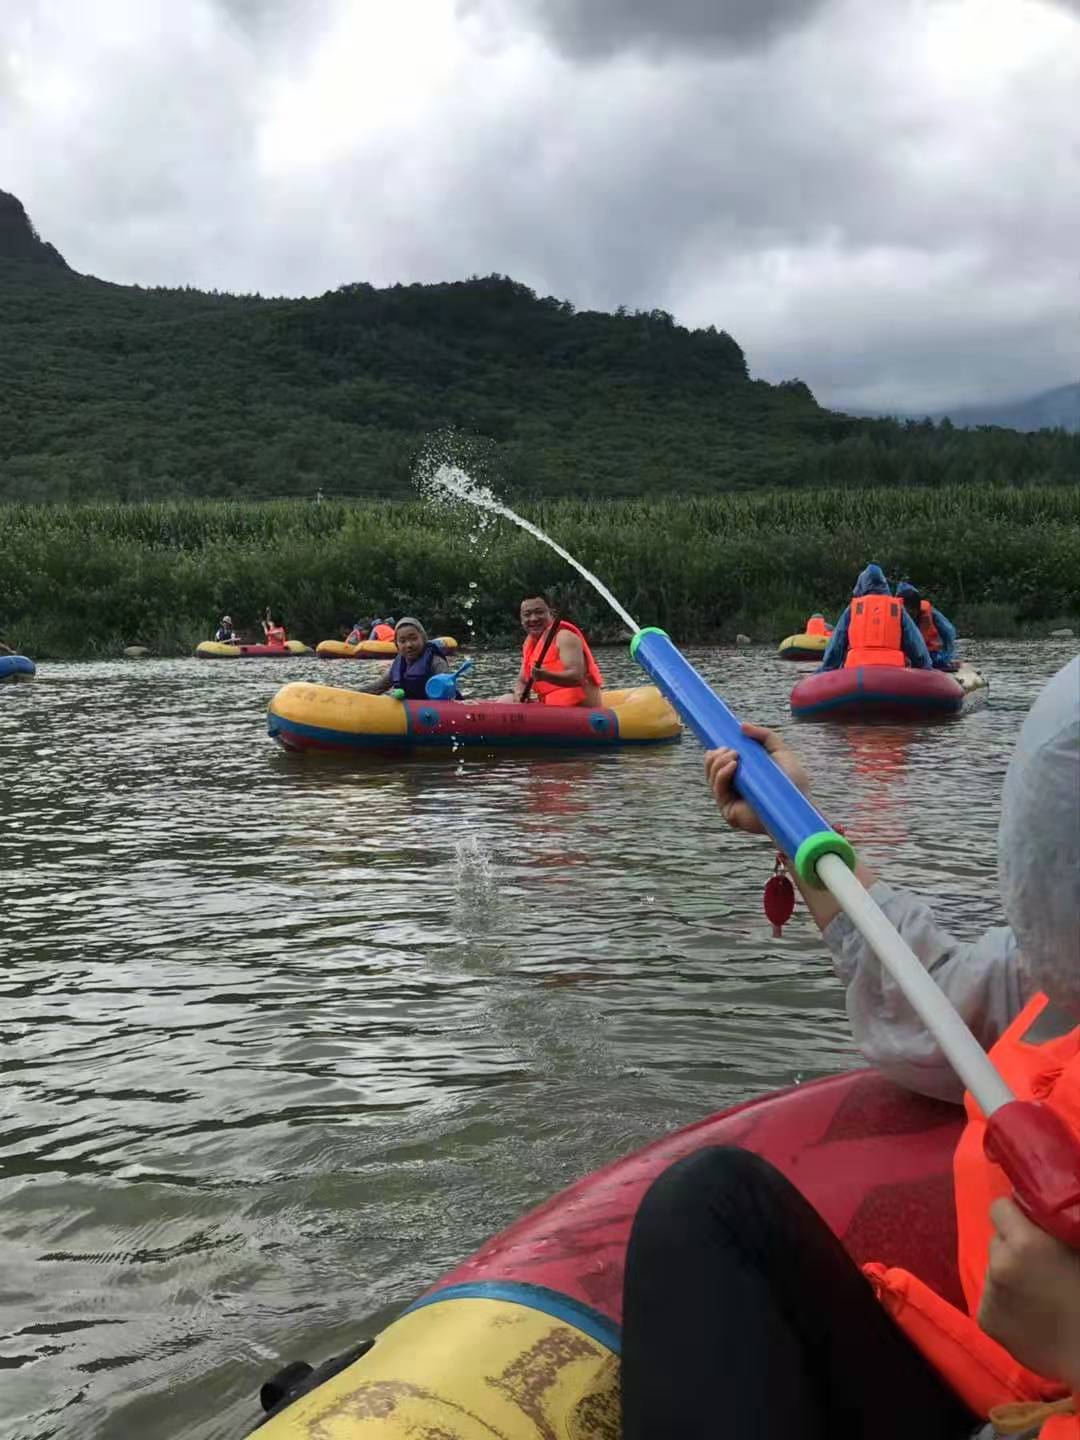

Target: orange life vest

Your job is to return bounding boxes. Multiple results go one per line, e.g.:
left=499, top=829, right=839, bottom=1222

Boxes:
left=844, top=594, right=905, bottom=669
left=522, top=621, right=604, bottom=707
left=806, top=615, right=832, bottom=637
left=371, top=624, right=395, bottom=642
left=865, top=993, right=1080, bottom=1431
left=917, top=600, right=943, bottom=653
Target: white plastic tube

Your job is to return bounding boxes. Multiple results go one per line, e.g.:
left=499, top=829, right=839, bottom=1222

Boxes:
left=817, top=854, right=1014, bottom=1116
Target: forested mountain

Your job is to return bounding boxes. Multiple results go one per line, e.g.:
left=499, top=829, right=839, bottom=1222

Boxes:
left=938, top=383, right=1080, bottom=434
left=2, top=193, right=1077, bottom=501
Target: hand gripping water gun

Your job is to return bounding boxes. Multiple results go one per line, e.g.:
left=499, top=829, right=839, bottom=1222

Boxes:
left=630, top=625, right=1080, bottom=1246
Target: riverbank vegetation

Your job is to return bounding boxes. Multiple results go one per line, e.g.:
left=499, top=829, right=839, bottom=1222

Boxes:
left=1, top=487, right=1076, bottom=658
left=3, top=263, right=1079, bottom=504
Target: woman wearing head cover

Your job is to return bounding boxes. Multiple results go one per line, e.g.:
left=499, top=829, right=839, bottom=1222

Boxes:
left=621, top=657, right=1080, bottom=1440
left=357, top=618, right=453, bottom=700
left=819, top=563, right=932, bottom=671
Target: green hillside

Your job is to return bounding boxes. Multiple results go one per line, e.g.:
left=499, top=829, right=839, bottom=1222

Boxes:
left=2, top=243, right=1077, bottom=502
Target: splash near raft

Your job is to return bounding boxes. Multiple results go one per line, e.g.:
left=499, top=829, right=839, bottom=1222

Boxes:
left=790, top=663, right=988, bottom=721
left=266, top=683, right=681, bottom=753
left=195, top=640, right=312, bottom=659
left=315, top=637, right=460, bottom=660
left=254, top=1070, right=964, bottom=1438
left=0, top=655, right=36, bottom=683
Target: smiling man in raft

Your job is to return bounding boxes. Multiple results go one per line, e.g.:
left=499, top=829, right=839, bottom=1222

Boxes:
left=500, top=593, right=604, bottom=707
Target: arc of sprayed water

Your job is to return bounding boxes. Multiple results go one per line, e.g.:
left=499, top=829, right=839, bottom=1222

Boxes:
left=423, top=464, right=641, bottom=635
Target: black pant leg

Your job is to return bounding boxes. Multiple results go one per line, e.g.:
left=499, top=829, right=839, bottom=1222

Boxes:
left=620, top=1147, right=976, bottom=1440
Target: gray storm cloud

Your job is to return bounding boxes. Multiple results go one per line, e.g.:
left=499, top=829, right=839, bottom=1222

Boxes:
left=1, top=0, right=1077, bottom=413
left=459, top=0, right=833, bottom=56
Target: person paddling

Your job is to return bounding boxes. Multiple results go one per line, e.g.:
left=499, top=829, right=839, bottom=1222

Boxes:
left=214, top=614, right=237, bottom=643
left=504, top=594, right=603, bottom=707
left=897, top=581, right=959, bottom=670
left=262, top=610, right=288, bottom=647
left=358, top=618, right=453, bottom=699
left=621, top=657, right=1080, bottom=1440
left=818, top=564, right=931, bottom=671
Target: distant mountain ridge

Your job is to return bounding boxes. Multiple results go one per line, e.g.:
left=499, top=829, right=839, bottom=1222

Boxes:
left=937, top=383, right=1080, bottom=434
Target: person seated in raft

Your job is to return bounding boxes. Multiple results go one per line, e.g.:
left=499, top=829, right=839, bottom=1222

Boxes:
left=620, top=656, right=1080, bottom=1440
left=261, top=611, right=288, bottom=647
left=500, top=593, right=604, bottom=707
left=357, top=618, right=452, bottom=699
left=805, top=612, right=833, bottom=638
left=368, top=617, right=396, bottom=643
left=214, top=615, right=238, bottom=643
left=345, top=621, right=369, bottom=647
left=897, top=581, right=959, bottom=670
left=818, top=564, right=932, bottom=671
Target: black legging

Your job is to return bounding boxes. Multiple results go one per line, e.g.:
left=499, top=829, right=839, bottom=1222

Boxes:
left=620, top=1148, right=978, bottom=1440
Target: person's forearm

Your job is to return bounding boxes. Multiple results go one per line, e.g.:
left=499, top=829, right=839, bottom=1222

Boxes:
left=787, top=857, right=877, bottom=931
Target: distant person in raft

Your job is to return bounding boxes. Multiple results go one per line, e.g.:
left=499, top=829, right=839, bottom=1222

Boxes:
left=897, top=581, right=959, bottom=670
left=805, top=612, right=833, bottom=638
left=214, top=615, right=238, bottom=643
left=818, top=564, right=931, bottom=672
left=357, top=618, right=453, bottom=700
left=344, top=621, right=369, bottom=646
left=621, top=656, right=1080, bottom=1440
left=368, top=618, right=396, bottom=643
left=261, top=611, right=288, bottom=647
left=500, top=594, right=603, bottom=707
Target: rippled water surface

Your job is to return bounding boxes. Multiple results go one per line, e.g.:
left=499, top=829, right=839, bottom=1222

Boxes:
left=1, top=640, right=1074, bottom=1438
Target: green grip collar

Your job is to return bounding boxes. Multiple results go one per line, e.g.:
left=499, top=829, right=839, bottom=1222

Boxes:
left=629, top=626, right=669, bottom=659
left=795, top=830, right=857, bottom=889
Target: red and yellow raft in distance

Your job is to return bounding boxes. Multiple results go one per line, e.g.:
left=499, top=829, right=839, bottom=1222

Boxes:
left=196, top=640, right=312, bottom=659
left=253, top=1070, right=965, bottom=1438
left=267, top=683, right=681, bottom=753
left=315, top=637, right=460, bottom=660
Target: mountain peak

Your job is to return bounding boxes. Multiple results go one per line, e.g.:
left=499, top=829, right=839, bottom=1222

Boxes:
left=0, top=191, right=69, bottom=269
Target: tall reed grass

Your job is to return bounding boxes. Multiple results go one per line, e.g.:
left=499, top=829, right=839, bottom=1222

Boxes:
left=1, top=488, right=1076, bottom=657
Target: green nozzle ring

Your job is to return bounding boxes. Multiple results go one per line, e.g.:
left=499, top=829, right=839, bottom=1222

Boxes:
left=794, top=830, right=857, bottom=889
left=629, top=626, right=669, bottom=660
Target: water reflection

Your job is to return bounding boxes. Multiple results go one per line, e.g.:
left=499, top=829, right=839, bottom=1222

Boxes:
left=0, top=639, right=1073, bottom=1439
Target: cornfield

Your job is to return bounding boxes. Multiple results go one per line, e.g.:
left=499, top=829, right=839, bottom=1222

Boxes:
left=1, top=487, right=1077, bottom=657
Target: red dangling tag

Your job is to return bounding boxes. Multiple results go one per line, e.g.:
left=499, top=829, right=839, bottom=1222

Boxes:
left=763, top=856, right=796, bottom=938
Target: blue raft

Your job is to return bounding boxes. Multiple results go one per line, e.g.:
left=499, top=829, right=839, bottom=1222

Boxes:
left=0, top=655, right=35, bottom=683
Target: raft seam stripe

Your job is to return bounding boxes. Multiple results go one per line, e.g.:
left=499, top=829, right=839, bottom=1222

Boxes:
left=404, top=1281, right=622, bottom=1353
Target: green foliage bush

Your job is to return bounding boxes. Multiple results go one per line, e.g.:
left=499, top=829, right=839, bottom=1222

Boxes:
left=1, top=489, right=1075, bottom=657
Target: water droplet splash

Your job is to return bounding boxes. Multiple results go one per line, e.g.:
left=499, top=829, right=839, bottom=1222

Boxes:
left=418, top=461, right=641, bottom=636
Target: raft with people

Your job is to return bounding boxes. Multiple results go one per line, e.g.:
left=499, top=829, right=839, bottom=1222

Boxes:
left=791, top=662, right=988, bottom=721
left=251, top=1067, right=964, bottom=1437
left=777, top=613, right=833, bottom=661
left=0, top=654, right=36, bottom=683
left=266, top=683, right=681, bottom=754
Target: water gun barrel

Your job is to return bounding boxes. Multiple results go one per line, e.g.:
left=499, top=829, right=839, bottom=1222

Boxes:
left=630, top=628, right=854, bottom=886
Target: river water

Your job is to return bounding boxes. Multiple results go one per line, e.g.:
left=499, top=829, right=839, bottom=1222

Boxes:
left=1, top=639, right=1073, bottom=1439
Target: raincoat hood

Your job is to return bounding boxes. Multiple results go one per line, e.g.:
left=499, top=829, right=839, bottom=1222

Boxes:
left=895, top=582, right=919, bottom=601
left=852, top=564, right=891, bottom=597
left=998, top=656, right=1080, bottom=1011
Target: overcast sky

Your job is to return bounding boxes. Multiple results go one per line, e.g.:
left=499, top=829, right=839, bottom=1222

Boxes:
left=2, top=0, right=1078, bottom=411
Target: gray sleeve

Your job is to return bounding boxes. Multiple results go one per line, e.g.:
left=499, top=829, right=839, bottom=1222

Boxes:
left=823, top=881, right=1033, bottom=1103
left=431, top=654, right=451, bottom=675
left=358, top=669, right=393, bottom=695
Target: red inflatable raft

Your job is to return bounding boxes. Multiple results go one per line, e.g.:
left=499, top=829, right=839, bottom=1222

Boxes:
left=254, top=1070, right=964, bottom=1438
left=791, top=663, right=988, bottom=721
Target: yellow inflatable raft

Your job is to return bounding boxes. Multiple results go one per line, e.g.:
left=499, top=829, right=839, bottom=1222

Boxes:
left=196, top=640, right=312, bottom=659
left=316, top=637, right=460, bottom=660
left=267, top=684, right=681, bottom=753
left=777, top=632, right=830, bottom=662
